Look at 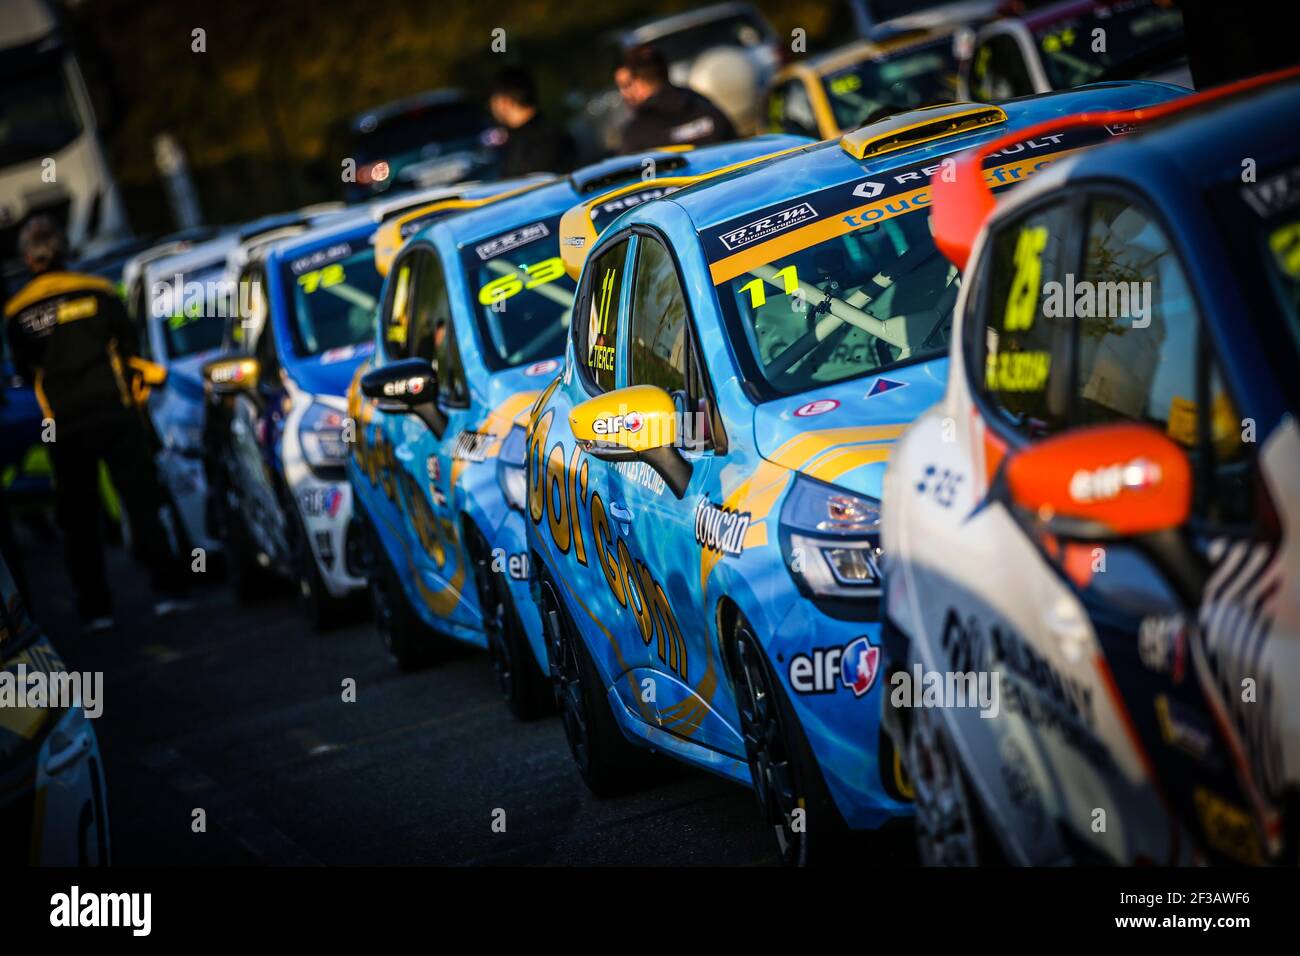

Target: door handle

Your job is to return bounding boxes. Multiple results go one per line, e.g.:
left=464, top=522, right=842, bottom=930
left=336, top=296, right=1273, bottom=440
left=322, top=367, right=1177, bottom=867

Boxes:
left=609, top=502, right=634, bottom=525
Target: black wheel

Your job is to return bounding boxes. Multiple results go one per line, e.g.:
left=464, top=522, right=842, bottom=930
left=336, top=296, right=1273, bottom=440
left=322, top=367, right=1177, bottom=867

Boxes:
left=538, top=569, right=656, bottom=796
left=289, top=505, right=352, bottom=631
left=907, top=702, right=1000, bottom=865
left=364, top=518, right=444, bottom=671
left=466, top=527, right=552, bottom=720
left=223, top=497, right=274, bottom=604
left=730, top=617, right=849, bottom=866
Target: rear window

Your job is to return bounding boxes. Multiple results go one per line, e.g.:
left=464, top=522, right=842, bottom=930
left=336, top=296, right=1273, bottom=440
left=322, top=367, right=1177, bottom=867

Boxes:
left=643, top=12, right=773, bottom=65
left=350, top=102, right=488, bottom=163
left=823, top=36, right=957, bottom=132
left=1032, top=0, right=1185, bottom=89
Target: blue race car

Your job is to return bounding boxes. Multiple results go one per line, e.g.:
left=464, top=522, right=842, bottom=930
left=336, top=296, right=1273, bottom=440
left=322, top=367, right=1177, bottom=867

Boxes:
left=204, top=207, right=385, bottom=624
left=348, top=137, right=810, bottom=719
left=526, top=82, right=1186, bottom=863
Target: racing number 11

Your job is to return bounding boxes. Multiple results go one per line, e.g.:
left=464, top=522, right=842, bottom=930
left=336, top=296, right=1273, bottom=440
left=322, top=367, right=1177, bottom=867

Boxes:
left=740, top=264, right=799, bottom=309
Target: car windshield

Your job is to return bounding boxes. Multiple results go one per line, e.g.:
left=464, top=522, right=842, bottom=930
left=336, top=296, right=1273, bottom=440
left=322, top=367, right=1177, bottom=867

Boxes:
left=1033, top=1, right=1185, bottom=89
left=0, top=46, right=83, bottom=166
left=1261, top=218, right=1300, bottom=364
left=823, top=38, right=957, bottom=131
left=161, top=263, right=227, bottom=358
left=711, top=203, right=957, bottom=397
left=350, top=102, right=486, bottom=163
left=282, top=244, right=383, bottom=356
left=464, top=215, right=575, bottom=370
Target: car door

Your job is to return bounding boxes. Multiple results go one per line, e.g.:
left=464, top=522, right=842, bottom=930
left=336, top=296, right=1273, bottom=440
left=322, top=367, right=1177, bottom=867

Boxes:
left=1058, top=190, right=1274, bottom=864
left=913, top=194, right=1180, bottom=864
left=529, top=235, right=656, bottom=721
left=229, top=264, right=289, bottom=565
left=610, top=231, right=740, bottom=750
left=418, top=251, right=481, bottom=638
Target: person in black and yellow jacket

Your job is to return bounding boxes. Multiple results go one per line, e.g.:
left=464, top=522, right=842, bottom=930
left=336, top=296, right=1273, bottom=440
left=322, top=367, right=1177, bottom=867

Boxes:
left=4, top=216, right=187, bottom=633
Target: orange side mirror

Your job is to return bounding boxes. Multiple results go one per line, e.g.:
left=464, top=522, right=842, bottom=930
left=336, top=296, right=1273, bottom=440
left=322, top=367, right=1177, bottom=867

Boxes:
left=1005, top=423, right=1191, bottom=538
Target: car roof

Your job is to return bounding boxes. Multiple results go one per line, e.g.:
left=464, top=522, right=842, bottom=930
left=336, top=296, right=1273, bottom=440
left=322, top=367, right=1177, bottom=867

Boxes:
left=144, top=234, right=240, bottom=285
left=669, top=81, right=1186, bottom=232
left=347, top=89, right=473, bottom=132
left=264, top=208, right=377, bottom=265
left=615, top=2, right=767, bottom=46
left=791, top=28, right=955, bottom=77
left=427, top=135, right=812, bottom=250
left=1064, top=75, right=1300, bottom=195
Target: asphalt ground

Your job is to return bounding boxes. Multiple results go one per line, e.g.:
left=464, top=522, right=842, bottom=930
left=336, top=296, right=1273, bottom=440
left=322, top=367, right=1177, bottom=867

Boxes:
left=15, top=515, right=792, bottom=866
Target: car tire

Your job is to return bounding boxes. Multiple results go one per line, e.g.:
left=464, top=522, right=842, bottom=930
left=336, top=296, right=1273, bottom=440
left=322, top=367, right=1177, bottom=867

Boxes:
left=290, top=506, right=352, bottom=631
left=364, top=518, right=445, bottom=671
left=224, top=499, right=274, bottom=604
left=537, top=568, right=658, bottom=796
left=466, top=526, right=552, bottom=721
left=729, top=615, right=851, bottom=866
left=907, top=700, right=1001, bottom=865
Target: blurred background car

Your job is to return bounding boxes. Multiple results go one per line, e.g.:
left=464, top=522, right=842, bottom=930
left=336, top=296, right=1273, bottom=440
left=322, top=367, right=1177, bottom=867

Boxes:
left=960, top=0, right=1190, bottom=101
left=835, top=0, right=998, bottom=39
left=572, top=2, right=781, bottom=156
left=767, top=27, right=961, bottom=138
left=333, top=89, right=503, bottom=203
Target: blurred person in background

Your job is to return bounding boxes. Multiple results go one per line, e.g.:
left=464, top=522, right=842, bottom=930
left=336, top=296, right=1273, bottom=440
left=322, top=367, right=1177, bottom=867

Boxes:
left=4, top=217, right=188, bottom=633
left=617, top=44, right=736, bottom=153
left=490, top=66, right=577, bottom=177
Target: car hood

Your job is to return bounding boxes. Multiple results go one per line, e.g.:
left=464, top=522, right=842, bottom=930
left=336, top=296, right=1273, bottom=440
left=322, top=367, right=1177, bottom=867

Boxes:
left=484, top=357, right=563, bottom=428
left=752, top=359, right=948, bottom=499
left=288, top=342, right=376, bottom=399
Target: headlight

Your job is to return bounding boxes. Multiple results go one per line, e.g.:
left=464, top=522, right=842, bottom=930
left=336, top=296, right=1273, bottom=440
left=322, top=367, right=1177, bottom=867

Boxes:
left=779, top=474, right=883, bottom=599
left=497, top=424, right=527, bottom=511
left=300, top=402, right=349, bottom=474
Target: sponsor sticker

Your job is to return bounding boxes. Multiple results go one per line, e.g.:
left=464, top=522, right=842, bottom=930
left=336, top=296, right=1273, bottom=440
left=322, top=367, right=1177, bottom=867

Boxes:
left=865, top=377, right=908, bottom=398
left=718, top=202, right=819, bottom=251
left=694, top=499, right=751, bottom=557
left=794, top=398, right=839, bottom=418
left=475, top=222, right=549, bottom=260
left=789, top=636, right=880, bottom=697
left=524, top=358, right=560, bottom=377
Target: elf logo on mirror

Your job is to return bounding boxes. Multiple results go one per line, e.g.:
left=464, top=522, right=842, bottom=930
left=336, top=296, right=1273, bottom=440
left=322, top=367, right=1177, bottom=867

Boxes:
left=789, top=636, right=879, bottom=697
left=593, top=411, right=643, bottom=435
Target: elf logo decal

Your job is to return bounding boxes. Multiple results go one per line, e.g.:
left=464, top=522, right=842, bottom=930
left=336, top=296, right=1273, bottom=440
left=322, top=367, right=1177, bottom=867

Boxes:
left=451, top=430, right=493, bottom=462
left=694, top=498, right=750, bottom=557
left=1068, top=456, right=1161, bottom=503
left=789, top=636, right=880, bottom=696
left=719, top=202, right=818, bottom=251
left=592, top=412, right=643, bottom=436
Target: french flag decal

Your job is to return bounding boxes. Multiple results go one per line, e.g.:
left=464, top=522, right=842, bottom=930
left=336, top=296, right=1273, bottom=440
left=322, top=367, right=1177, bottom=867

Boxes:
left=865, top=377, right=908, bottom=398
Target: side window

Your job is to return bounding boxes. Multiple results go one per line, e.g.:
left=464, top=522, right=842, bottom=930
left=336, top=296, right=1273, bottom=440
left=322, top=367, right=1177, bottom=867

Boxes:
left=770, top=80, right=817, bottom=138
left=1074, top=197, right=1198, bottom=437
left=577, top=238, right=629, bottom=393
left=233, top=266, right=268, bottom=354
left=434, top=307, right=469, bottom=407
left=628, top=237, right=718, bottom=450
left=972, top=34, right=1033, bottom=100
left=1075, top=196, right=1253, bottom=526
left=410, top=252, right=449, bottom=364
left=253, top=296, right=279, bottom=384
left=383, top=252, right=420, bottom=359
left=978, top=201, right=1076, bottom=438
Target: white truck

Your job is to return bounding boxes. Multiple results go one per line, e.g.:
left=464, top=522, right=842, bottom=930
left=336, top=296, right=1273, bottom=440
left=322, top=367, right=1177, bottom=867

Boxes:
left=0, top=0, right=129, bottom=285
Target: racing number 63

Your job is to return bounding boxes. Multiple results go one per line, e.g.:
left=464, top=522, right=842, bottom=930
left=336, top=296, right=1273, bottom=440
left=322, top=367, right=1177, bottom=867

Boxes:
left=478, top=256, right=567, bottom=306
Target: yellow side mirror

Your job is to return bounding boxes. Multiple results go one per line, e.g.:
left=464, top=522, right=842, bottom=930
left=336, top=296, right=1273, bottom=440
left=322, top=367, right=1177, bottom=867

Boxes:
left=204, top=357, right=260, bottom=394
left=569, top=384, right=678, bottom=456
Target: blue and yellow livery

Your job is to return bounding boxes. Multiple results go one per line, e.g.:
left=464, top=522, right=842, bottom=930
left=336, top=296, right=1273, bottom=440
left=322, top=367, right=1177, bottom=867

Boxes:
left=346, top=137, right=811, bottom=718
left=525, top=82, right=1187, bottom=863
